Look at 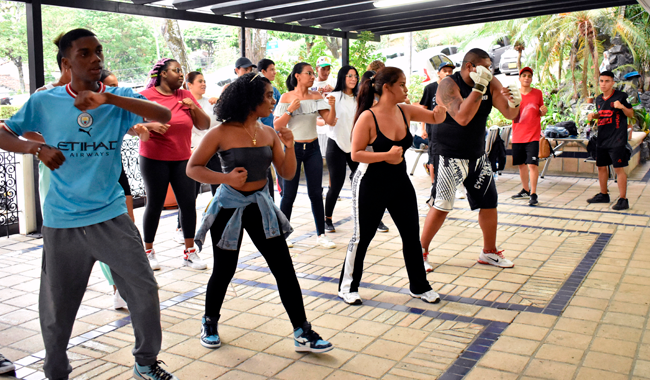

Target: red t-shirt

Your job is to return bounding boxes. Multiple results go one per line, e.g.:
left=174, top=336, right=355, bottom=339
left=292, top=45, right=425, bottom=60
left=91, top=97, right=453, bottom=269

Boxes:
left=139, top=87, right=201, bottom=161
left=512, top=88, right=544, bottom=143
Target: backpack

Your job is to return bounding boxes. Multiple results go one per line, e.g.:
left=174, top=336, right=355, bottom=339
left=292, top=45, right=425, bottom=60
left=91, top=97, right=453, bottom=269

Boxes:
left=539, top=136, right=552, bottom=159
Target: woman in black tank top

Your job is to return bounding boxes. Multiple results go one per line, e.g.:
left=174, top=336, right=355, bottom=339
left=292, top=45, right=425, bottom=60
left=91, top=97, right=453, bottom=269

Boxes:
left=337, top=67, right=447, bottom=306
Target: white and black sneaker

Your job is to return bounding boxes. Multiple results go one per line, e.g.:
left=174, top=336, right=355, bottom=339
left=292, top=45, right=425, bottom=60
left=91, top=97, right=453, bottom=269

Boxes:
left=410, top=289, right=440, bottom=303
left=0, top=354, right=15, bottom=374
left=377, top=221, right=389, bottom=233
left=133, top=360, right=178, bottom=380
left=324, top=219, right=336, bottom=233
left=511, top=188, right=530, bottom=200
left=338, top=291, right=362, bottom=305
left=478, top=249, right=514, bottom=268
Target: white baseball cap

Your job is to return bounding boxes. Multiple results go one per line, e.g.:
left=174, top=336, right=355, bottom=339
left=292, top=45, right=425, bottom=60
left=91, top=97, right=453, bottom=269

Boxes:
left=316, top=56, right=332, bottom=67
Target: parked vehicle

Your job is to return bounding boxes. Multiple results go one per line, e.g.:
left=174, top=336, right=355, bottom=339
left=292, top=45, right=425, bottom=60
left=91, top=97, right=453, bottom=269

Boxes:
left=499, top=48, right=521, bottom=75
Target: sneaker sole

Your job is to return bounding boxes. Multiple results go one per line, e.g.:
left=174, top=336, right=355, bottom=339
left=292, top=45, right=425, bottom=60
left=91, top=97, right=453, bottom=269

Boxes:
left=295, top=345, right=334, bottom=353
left=409, top=291, right=440, bottom=304
left=477, top=259, right=515, bottom=268
left=529, top=201, right=538, bottom=206
left=200, top=339, right=221, bottom=349
left=183, top=261, right=207, bottom=270
left=0, top=366, right=16, bottom=374
left=339, top=297, right=363, bottom=305
left=150, top=265, right=161, bottom=271
left=511, top=196, right=530, bottom=200
left=325, top=229, right=336, bottom=233
left=377, top=229, right=389, bottom=233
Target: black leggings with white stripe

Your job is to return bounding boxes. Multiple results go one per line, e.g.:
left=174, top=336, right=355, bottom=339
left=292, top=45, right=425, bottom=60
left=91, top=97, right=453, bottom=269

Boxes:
left=338, top=165, right=432, bottom=295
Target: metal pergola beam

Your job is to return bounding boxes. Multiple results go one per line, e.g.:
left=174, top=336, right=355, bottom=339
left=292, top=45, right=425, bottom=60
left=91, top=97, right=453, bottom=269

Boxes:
left=7, top=0, right=369, bottom=40
left=373, top=0, right=636, bottom=35
left=334, top=0, right=628, bottom=33
left=246, top=0, right=371, bottom=20
left=273, top=2, right=377, bottom=24
left=26, top=0, right=44, bottom=93
left=211, top=0, right=309, bottom=16
left=172, top=0, right=237, bottom=11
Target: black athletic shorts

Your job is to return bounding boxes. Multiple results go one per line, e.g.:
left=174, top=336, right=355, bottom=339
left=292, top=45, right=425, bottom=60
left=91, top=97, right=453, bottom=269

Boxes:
left=118, top=165, right=132, bottom=197
left=512, top=141, right=539, bottom=166
left=596, top=145, right=629, bottom=168
left=429, top=154, right=498, bottom=211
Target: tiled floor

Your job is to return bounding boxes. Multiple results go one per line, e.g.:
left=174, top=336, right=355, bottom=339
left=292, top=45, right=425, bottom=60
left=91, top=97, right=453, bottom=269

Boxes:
left=2, top=156, right=650, bottom=379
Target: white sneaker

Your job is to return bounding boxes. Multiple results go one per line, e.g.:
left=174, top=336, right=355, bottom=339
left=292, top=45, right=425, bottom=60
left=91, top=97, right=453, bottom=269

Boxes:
left=338, top=291, right=362, bottom=305
left=423, top=250, right=434, bottom=273
left=410, top=289, right=440, bottom=303
left=286, top=239, right=294, bottom=248
left=113, top=289, right=127, bottom=310
left=146, top=249, right=160, bottom=271
left=455, top=188, right=466, bottom=199
left=478, top=249, right=514, bottom=268
left=183, top=247, right=207, bottom=270
left=317, top=234, right=336, bottom=249
left=173, top=229, right=185, bottom=244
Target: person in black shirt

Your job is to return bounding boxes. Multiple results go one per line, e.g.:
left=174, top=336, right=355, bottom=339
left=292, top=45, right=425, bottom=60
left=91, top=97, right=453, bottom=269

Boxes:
left=586, top=71, right=634, bottom=210
left=420, top=48, right=522, bottom=271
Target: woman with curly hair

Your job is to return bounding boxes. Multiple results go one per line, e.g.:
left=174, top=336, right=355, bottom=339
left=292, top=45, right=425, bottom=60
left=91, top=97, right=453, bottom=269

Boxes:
left=188, top=72, right=333, bottom=353
left=139, top=58, right=211, bottom=271
left=274, top=62, right=337, bottom=248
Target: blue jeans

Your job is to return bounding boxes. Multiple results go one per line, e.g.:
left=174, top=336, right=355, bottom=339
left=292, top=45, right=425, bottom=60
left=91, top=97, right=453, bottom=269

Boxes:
left=280, top=139, right=325, bottom=236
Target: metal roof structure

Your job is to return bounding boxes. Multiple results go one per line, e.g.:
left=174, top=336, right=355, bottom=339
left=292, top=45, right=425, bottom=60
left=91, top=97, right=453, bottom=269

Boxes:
left=7, top=0, right=640, bottom=92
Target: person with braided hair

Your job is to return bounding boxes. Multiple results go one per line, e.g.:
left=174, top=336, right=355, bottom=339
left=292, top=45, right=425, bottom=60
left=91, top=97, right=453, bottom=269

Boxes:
left=139, top=58, right=211, bottom=271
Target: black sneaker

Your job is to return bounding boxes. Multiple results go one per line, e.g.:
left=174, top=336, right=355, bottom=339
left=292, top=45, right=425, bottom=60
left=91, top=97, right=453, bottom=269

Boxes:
left=511, top=188, right=530, bottom=199
left=377, top=221, right=389, bottom=233
left=612, top=198, right=629, bottom=211
left=587, top=193, right=610, bottom=204
left=0, top=353, right=15, bottom=374
left=324, top=219, right=335, bottom=233
left=529, top=193, right=538, bottom=206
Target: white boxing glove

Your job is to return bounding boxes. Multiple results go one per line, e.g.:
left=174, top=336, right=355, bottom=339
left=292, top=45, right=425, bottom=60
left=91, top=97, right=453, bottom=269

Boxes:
left=507, top=84, right=522, bottom=108
left=469, top=65, right=493, bottom=94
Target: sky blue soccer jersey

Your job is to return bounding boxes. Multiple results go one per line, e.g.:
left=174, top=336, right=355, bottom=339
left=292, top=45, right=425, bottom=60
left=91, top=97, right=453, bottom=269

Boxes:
left=5, top=83, right=146, bottom=228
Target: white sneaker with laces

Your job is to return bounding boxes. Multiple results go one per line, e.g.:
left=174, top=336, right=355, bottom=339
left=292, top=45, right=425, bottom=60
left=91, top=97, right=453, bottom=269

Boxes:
left=113, top=289, right=127, bottom=310
left=317, top=234, right=336, bottom=249
left=173, top=229, right=185, bottom=244
left=410, top=289, right=441, bottom=303
left=183, top=247, right=207, bottom=270
left=423, top=250, right=434, bottom=273
left=478, top=249, right=514, bottom=268
left=146, top=249, right=160, bottom=271
left=338, top=291, right=362, bottom=305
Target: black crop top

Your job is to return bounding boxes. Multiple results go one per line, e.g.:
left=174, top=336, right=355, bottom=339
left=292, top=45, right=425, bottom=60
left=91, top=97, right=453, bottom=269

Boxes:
left=218, top=146, right=273, bottom=182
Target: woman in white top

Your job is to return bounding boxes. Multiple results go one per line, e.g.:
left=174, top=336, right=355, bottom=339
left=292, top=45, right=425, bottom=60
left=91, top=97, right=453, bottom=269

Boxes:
left=175, top=71, right=222, bottom=244
left=274, top=62, right=337, bottom=248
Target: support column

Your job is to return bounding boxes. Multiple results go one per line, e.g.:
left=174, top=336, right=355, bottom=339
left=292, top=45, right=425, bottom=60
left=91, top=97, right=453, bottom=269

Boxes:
left=342, top=33, right=350, bottom=66
left=240, top=12, right=246, bottom=57
left=25, top=0, right=44, bottom=235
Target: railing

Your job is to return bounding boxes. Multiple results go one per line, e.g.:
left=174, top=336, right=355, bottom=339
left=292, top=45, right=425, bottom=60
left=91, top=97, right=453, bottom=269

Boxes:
left=0, top=150, right=19, bottom=237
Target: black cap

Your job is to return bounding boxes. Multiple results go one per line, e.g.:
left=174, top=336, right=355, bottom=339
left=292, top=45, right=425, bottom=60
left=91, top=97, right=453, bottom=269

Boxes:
left=235, top=57, right=256, bottom=69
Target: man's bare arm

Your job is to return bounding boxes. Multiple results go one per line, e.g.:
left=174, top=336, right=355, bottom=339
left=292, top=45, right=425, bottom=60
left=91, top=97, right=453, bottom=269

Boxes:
left=436, top=77, right=483, bottom=126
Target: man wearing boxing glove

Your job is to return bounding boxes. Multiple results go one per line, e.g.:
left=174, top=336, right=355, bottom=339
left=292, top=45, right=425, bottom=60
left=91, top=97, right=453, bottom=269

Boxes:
left=420, top=48, right=521, bottom=271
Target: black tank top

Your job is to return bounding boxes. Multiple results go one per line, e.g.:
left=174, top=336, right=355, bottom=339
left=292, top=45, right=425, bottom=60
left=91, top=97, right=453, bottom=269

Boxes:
left=432, top=71, right=493, bottom=159
left=218, top=146, right=273, bottom=182
left=367, top=105, right=412, bottom=172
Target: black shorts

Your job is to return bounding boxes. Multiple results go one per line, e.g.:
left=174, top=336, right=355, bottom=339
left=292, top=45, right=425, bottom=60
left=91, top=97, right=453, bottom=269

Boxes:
left=596, top=145, right=628, bottom=168
left=118, top=165, right=132, bottom=197
left=512, top=141, right=539, bottom=166
left=429, top=154, right=498, bottom=211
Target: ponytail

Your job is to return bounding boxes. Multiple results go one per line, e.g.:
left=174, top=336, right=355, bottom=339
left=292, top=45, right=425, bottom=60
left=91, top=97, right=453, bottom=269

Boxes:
left=354, top=67, right=404, bottom=124
left=286, top=62, right=310, bottom=91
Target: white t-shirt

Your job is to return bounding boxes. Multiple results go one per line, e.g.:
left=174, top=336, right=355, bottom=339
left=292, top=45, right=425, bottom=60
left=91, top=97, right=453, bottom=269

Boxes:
left=327, top=91, right=356, bottom=153
left=191, top=96, right=220, bottom=148
left=311, top=78, right=335, bottom=97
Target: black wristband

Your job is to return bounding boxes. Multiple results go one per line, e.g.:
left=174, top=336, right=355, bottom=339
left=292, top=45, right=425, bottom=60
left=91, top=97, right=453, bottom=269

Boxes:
left=473, top=83, right=486, bottom=93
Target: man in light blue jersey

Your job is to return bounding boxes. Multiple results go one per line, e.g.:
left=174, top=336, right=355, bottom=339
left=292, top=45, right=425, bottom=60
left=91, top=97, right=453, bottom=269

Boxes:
left=0, top=29, right=179, bottom=380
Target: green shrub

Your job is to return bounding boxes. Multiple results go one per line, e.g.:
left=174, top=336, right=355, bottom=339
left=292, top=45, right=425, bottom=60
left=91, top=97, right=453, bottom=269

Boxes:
left=0, top=106, right=19, bottom=120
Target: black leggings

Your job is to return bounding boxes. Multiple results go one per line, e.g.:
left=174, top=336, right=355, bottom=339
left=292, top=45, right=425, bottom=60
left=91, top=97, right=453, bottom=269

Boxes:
left=205, top=204, right=307, bottom=328
left=325, top=138, right=358, bottom=218
left=177, top=154, right=221, bottom=230
left=140, top=156, right=196, bottom=243
left=339, top=167, right=431, bottom=294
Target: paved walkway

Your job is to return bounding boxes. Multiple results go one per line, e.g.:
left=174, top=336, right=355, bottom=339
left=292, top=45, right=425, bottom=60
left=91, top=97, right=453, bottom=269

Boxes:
left=2, top=159, right=650, bottom=380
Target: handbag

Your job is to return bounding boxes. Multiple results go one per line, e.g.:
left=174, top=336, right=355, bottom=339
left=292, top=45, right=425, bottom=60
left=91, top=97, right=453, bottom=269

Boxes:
left=539, top=135, right=551, bottom=159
